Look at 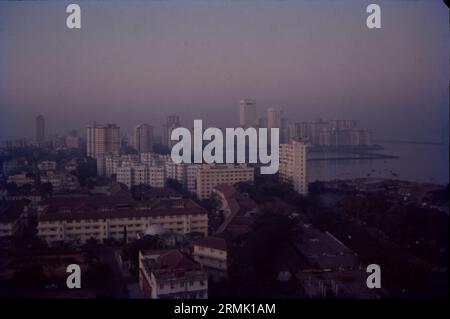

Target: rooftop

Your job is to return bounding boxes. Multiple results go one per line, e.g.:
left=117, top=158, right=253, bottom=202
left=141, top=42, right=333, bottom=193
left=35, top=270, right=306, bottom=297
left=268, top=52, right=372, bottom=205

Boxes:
left=38, top=196, right=207, bottom=222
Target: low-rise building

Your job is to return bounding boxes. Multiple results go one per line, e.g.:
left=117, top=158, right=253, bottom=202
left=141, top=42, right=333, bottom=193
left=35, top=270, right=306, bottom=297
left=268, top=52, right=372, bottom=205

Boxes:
left=37, top=196, right=208, bottom=246
left=139, top=249, right=208, bottom=299
left=193, top=236, right=228, bottom=272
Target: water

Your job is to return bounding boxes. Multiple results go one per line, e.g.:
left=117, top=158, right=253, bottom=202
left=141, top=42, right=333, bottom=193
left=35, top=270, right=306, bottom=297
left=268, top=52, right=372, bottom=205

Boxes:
left=307, top=142, right=449, bottom=185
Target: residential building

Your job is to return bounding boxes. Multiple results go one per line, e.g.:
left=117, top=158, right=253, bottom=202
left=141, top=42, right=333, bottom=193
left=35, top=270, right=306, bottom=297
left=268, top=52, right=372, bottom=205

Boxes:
left=139, top=249, right=208, bottom=299
left=37, top=196, right=208, bottom=245
left=195, top=164, right=254, bottom=200
left=239, top=99, right=257, bottom=128
left=279, top=139, right=308, bottom=195
left=86, top=123, right=120, bottom=159
left=162, top=115, right=181, bottom=148
left=193, top=236, right=228, bottom=272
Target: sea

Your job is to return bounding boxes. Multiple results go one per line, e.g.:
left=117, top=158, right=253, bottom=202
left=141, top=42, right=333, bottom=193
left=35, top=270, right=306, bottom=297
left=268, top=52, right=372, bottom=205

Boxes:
left=307, top=142, right=449, bottom=186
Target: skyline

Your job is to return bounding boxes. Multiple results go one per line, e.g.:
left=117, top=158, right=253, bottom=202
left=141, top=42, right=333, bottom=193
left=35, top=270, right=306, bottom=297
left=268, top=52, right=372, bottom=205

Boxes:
left=0, top=0, right=448, bottom=143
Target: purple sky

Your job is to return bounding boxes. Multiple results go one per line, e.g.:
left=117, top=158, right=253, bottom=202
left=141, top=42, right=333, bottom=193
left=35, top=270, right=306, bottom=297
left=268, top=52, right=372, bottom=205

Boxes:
left=0, top=0, right=448, bottom=142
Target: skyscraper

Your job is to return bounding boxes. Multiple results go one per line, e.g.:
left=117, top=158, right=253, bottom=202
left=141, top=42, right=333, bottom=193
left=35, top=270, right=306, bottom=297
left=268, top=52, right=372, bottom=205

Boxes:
left=162, top=115, right=181, bottom=148
left=86, top=123, right=121, bottom=158
left=35, top=115, right=45, bottom=144
left=267, top=108, right=280, bottom=130
left=279, top=139, right=308, bottom=195
left=267, top=108, right=289, bottom=143
left=239, top=99, right=256, bottom=128
left=134, top=124, right=154, bottom=153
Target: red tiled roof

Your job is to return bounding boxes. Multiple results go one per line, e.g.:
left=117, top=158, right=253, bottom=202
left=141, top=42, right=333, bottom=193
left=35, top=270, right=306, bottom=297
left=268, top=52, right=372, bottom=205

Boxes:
left=38, top=197, right=207, bottom=222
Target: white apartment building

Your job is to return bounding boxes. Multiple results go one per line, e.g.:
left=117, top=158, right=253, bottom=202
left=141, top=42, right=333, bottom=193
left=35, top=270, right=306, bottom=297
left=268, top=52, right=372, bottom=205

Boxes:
left=196, top=164, right=254, bottom=200
left=139, top=249, right=208, bottom=299
left=86, top=123, right=121, bottom=159
left=116, top=166, right=133, bottom=189
left=149, top=166, right=166, bottom=188
left=37, top=197, right=208, bottom=246
left=133, top=164, right=148, bottom=186
left=106, top=153, right=198, bottom=192
left=279, top=139, right=308, bottom=195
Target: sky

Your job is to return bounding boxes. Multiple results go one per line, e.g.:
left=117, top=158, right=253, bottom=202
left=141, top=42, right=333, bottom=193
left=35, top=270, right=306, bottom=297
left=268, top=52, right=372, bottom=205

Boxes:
left=0, top=0, right=448, bottom=143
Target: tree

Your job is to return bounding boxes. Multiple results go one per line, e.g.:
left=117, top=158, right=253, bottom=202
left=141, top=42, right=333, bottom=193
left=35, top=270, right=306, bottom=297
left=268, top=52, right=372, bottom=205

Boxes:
left=39, top=182, right=53, bottom=196
left=75, top=159, right=97, bottom=186
left=6, top=182, right=18, bottom=194
left=166, top=178, right=183, bottom=193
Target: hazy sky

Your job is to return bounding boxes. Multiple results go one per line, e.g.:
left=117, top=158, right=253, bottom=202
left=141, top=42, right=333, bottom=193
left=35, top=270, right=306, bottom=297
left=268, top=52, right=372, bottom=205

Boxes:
left=0, top=0, right=448, bottom=142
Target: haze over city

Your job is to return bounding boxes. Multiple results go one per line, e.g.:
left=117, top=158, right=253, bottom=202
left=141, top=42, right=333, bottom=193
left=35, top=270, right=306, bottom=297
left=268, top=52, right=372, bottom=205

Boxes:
left=0, top=0, right=448, bottom=143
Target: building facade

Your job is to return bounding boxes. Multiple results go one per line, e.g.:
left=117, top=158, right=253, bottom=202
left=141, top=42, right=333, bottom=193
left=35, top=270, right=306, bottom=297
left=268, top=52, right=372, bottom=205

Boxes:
left=239, top=99, right=257, bottom=128
left=134, top=124, right=154, bottom=153
left=37, top=196, right=208, bottom=246
left=279, top=139, right=308, bottom=195
left=196, top=164, right=254, bottom=200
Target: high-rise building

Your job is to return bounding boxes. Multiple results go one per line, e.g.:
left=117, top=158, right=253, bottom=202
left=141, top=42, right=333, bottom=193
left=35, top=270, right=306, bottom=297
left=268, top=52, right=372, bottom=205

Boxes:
left=267, top=108, right=281, bottom=130
left=86, top=123, right=121, bottom=158
left=162, top=115, right=181, bottom=147
left=134, top=124, right=154, bottom=153
left=35, top=115, right=45, bottom=144
left=279, top=139, right=308, bottom=195
left=267, top=108, right=289, bottom=143
left=239, top=99, right=257, bottom=128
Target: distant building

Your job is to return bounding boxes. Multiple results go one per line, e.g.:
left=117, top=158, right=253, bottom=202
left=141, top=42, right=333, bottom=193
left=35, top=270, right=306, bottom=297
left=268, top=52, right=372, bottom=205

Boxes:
left=267, top=108, right=280, bottom=130
left=139, top=249, right=208, bottom=299
left=196, top=164, right=254, bottom=200
left=267, top=108, right=289, bottom=143
left=291, top=120, right=372, bottom=147
left=7, top=173, right=34, bottom=187
left=38, top=160, right=57, bottom=171
left=239, top=99, right=257, bottom=128
left=65, top=134, right=80, bottom=149
left=35, top=115, right=45, bottom=144
left=162, top=115, right=181, bottom=148
left=86, top=123, right=121, bottom=176
left=134, top=124, right=154, bottom=153
left=40, top=171, right=79, bottom=192
left=279, top=139, right=308, bottom=195
left=86, top=123, right=120, bottom=158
